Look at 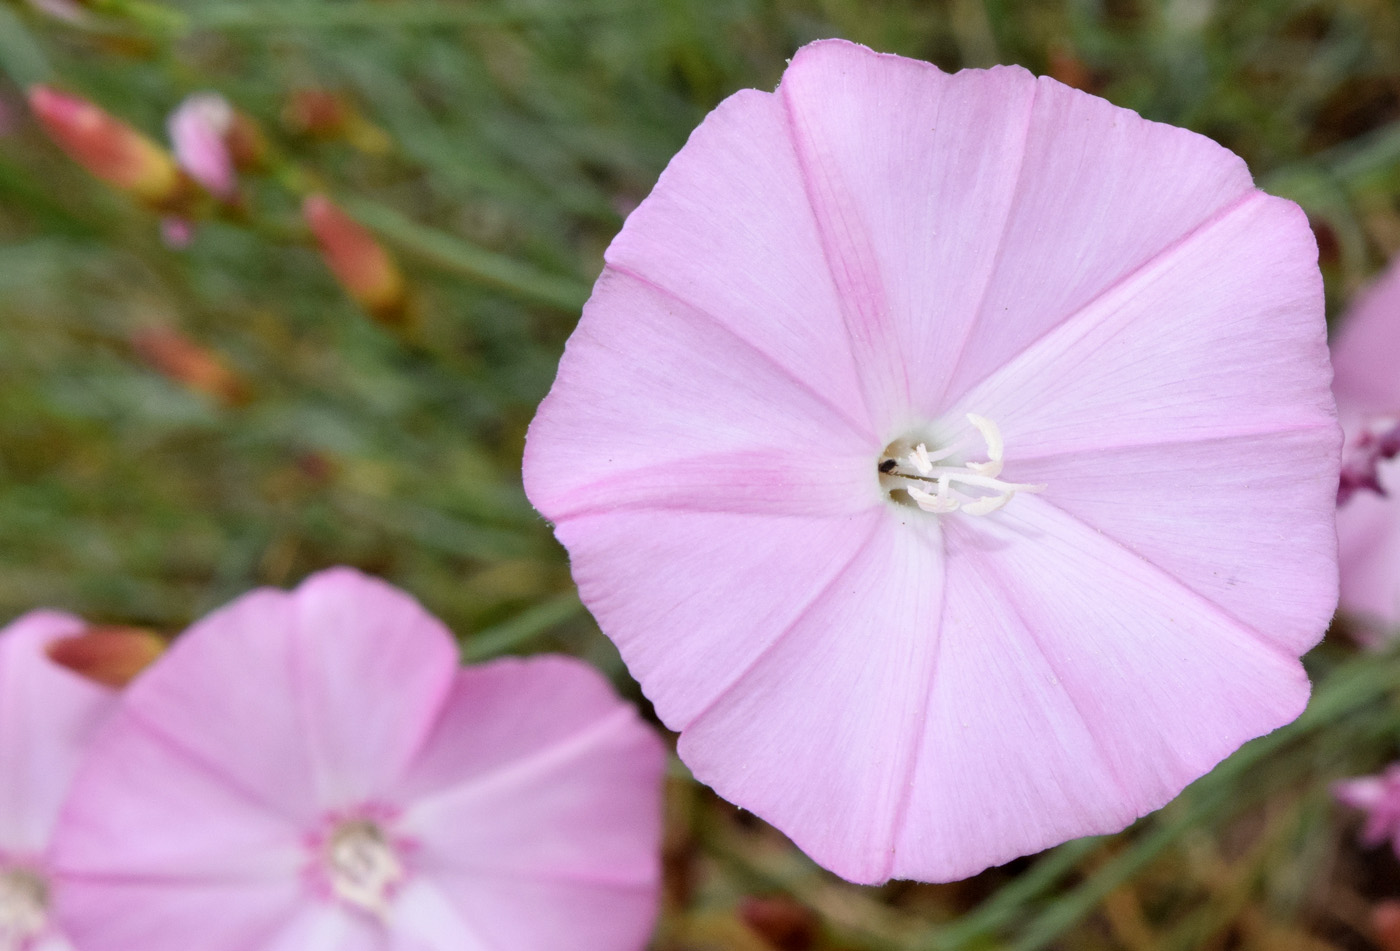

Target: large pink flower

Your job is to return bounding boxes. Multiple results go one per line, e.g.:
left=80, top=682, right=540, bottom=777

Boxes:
left=52, top=568, right=665, bottom=950
left=1333, top=257, right=1400, bottom=639
left=0, top=611, right=117, bottom=951
left=523, top=39, right=1339, bottom=883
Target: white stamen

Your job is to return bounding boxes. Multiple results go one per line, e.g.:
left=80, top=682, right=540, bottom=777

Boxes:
left=0, top=868, right=48, bottom=949
left=326, top=820, right=405, bottom=918
left=880, top=413, right=1043, bottom=516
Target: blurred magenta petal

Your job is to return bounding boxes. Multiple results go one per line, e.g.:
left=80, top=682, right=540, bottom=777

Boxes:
left=1333, top=258, right=1400, bottom=638
left=524, top=39, right=1339, bottom=883
left=0, top=611, right=117, bottom=951
left=53, top=568, right=665, bottom=951
left=167, top=93, right=237, bottom=199
left=1336, top=764, right=1400, bottom=856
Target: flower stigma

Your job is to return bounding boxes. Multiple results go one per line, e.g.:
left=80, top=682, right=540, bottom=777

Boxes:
left=324, top=818, right=406, bottom=919
left=0, top=867, right=48, bottom=951
left=879, top=414, right=1045, bottom=516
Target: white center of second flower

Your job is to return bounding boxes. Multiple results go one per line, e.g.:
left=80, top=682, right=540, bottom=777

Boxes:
left=879, top=414, right=1044, bottom=516
left=0, top=867, right=48, bottom=950
left=324, top=819, right=405, bottom=918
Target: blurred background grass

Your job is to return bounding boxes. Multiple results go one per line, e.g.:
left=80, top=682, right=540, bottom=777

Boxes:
left=3, top=0, right=1400, bottom=948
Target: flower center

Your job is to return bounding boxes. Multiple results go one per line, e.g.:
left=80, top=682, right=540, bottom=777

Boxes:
left=323, top=819, right=405, bottom=918
left=1340, top=414, right=1400, bottom=505
left=0, top=867, right=48, bottom=949
left=879, top=414, right=1044, bottom=516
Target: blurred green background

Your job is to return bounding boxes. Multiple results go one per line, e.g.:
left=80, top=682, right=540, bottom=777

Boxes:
left=4, top=0, right=1400, bottom=948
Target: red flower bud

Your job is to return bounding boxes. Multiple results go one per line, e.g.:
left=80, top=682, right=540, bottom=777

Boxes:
left=304, top=194, right=409, bottom=324
left=131, top=328, right=250, bottom=406
left=46, top=626, right=166, bottom=688
left=28, top=85, right=190, bottom=208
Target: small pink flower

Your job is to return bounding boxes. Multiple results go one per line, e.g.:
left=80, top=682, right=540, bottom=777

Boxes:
left=524, top=39, right=1339, bottom=883
left=1333, top=258, right=1400, bottom=639
left=1336, top=765, right=1400, bottom=857
left=167, top=92, right=238, bottom=200
left=52, top=568, right=665, bottom=950
left=0, top=611, right=117, bottom=951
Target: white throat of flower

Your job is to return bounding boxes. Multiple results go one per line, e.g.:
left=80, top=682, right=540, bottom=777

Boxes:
left=325, top=819, right=405, bottom=919
left=0, top=868, right=48, bottom=951
left=880, top=414, right=1044, bottom=516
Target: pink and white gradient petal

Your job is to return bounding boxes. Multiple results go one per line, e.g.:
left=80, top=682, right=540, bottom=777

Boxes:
left=892, top=499, right=1309, bottom=881
left=774, top=42, right=1037, bottom=424
left=57, top=878, right=306, bottom=951
left=112, top=570, right=456, bottom=817
left=676, top=514, right=945, bottom=884
left=0, top=611, right=114, bottom=855
left=600, top=89, right=869, bottom=433
left=396, top=657, right=662, bottom=888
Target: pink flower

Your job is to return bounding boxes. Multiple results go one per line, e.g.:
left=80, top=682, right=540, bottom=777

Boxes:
left=1336, top=765, right=1400, bottom=856
left=523, top=39, right=1339, bottom=883
left=167, top=92, right=238, bottom=200
left=0, top=611, right=117, bottom=951
left=52, top=568, right=665, bottom=950
left=1333, top=258, right=1400, bottom=639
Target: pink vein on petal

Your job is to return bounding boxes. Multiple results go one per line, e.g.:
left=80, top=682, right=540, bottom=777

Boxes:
left=779, top=76, right=908, bottom=423
left=407, top=707, right=637, bottom=817
left=607, top=263, right=875, bottom=441
left=932, top=80, right=1041, bottom=410
left=943, top=189, right=1265, bottom=410
left=886, top=523, right=949, bottom=879
left=678, top=514, right=886, bottom=734
left=1028, top=495, right=1299, bottom=665
left=1013, top=420, right=1335, bottom=463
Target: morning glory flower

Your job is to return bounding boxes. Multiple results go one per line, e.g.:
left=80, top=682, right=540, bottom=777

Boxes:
left=0, top=611, right=116, bottom=951
left=1333, top=257, right=1400, bottom=640
left=523, top=39, right=1339, bottom=883
left=52, top=568, right=665, bottom=949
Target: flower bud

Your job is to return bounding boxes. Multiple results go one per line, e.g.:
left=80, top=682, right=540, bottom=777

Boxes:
left=303, top=194, right=409, bottom=325
left=28, top=85, right=190, bottom=208
left=46, top=626, right=166, bottom=688
left=131, top=327, right=250, bottom=406
left=168, top=92, right=237, bottom=199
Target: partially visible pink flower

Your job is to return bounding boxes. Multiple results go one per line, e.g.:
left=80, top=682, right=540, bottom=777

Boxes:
left=0, top=611, right=117, bottom=951
left=524, top=39, right=1338, bottom=883
left=1335, top=764, right=1400, bottom=856
left=1333, top=258, right=1400, bottom=639
left=52, top=568, right=664, bottom=951
left=167, top=92, right=238, bottom=200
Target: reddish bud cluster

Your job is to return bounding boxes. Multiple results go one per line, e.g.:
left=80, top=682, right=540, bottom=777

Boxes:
left=303, top=195, right=409, bottom=325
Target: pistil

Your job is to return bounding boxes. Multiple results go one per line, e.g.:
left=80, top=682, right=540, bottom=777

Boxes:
left=881, top=414, right=1044, bottom=516
left=324, top=819, right=405, bottom=918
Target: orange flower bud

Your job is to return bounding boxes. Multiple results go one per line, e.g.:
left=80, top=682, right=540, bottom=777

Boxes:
left=28, top=85, right=190, bottom=208
left=46, top=626, right=166, bottom=688
left=131, top=327, right=250, bottom=406
left=303, top=194, right=409, bottom=324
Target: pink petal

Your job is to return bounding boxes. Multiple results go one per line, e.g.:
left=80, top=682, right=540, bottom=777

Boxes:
left=1332, top=257, right=1400, bottom=413
left=1014, top=428, right=1337, bottom=656
left=395, top=657, right=662, bottom=888
left=553, top=509, right=889, bottom=730
left=774, top=42, right=1036, bottom=422
left=52, top=716, right=302, bottom=880
left=599, top=86, right=869, bottom=432
left=56, top=878, right=304, bottom=951
left=525, top=267, right=876, bottom=523
left=167, top=93, right=236, bottom=198
left=410, top=872, right=657, bottom=951
left=947, top=192, right=1332, bottom=459
left=937, top=67, right=1257, bottom=406
left=891, top=497, right=1309, bottom=881
left=0, top=611, right=115, bottom=854
left=258, top=906, right=383, bottom=951
left=115, top=568, right=457, bottom=815
left=676, top=513, right=944, bottom=884
left=1332, top=257, right=1400, bottom=632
